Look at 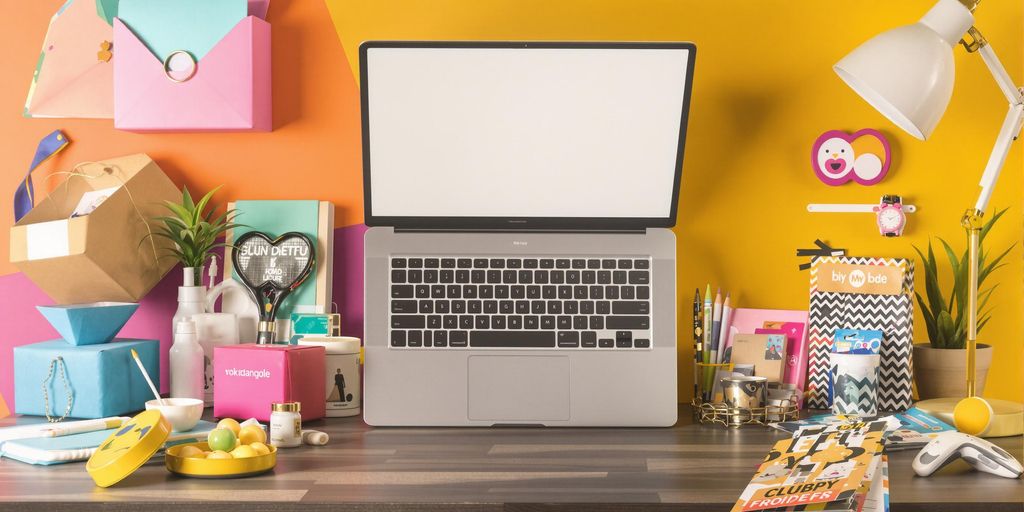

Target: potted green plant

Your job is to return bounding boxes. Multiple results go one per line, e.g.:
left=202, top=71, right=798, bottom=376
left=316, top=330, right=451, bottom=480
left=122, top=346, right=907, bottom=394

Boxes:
left=913, top=208, right=1013, bottom=399
left=151, top=186, right=241, bottom=286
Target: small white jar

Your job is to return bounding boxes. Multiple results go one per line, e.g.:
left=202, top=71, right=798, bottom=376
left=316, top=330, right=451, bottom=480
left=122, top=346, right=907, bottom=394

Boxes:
left=270, top=402, right=302, bottom=448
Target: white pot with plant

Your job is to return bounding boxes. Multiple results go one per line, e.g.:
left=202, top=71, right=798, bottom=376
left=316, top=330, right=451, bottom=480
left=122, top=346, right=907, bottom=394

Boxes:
left=149, top=187, right=241, bottom=397
left=913, top=208, right=1013, bottom=400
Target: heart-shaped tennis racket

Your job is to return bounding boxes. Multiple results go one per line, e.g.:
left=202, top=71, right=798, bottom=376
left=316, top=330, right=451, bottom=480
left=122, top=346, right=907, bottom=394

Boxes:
left=232, top=231, right=316, bottom=344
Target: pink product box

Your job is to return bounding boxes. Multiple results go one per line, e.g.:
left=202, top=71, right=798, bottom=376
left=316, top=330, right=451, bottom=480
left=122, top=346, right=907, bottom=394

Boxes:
left=213, top=344, right=325, bottom=422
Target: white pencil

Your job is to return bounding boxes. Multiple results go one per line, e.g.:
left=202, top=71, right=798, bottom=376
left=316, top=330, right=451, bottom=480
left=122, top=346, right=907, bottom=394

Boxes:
left=717, top=294, right=733, bottom=364
left=130, top=349, right=165, bottom=406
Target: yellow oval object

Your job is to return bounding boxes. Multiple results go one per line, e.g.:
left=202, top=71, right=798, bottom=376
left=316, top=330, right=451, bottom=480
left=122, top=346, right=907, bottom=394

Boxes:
left=249, top=442, right=271, bottom=455
left=87, top=410, right=171, bottom=488
left=954, top=396, right=994, bottom=436
left=216, top=418, right=242, bottom=436
left=178, top=445, right=206, bottom=459
left=165, top=442, right=276, bottom=478
left=238, top=424, right=267, bottom=445
left=231, top=445, right=258, bottom=458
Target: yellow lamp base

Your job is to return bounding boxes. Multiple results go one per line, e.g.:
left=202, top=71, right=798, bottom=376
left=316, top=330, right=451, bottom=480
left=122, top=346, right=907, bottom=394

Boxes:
left=915, top=398, right=1024, bottom=438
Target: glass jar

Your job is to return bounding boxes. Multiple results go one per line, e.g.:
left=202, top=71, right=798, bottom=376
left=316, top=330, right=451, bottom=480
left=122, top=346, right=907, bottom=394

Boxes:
left=270, top=402, right=302, bottom=448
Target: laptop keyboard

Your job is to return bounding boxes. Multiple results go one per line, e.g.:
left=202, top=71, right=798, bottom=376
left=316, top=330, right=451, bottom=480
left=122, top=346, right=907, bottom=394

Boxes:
left=388, top=256, right=652, bottom=350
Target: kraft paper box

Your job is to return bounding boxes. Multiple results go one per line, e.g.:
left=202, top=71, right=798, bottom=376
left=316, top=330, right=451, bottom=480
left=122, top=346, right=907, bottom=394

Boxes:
left=14, top=339, right=160, bottom=419
left=9, top=154, right=180, bottom=304
left=214, top=344, right=326, bottom=422
left=113, top=0, right=272, bottom=132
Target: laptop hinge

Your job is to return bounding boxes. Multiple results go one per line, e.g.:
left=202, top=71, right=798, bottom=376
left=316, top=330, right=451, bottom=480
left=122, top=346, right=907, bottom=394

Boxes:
left=393, top=228, right=649, bottom=235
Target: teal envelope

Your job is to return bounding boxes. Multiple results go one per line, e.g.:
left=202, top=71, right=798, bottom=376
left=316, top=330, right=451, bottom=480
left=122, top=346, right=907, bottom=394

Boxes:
left=117, top=0, right=247, bottom=61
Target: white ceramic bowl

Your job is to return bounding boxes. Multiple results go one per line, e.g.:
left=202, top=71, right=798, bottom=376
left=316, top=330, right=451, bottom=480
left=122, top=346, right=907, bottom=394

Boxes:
left=145, top=398, right=204, bottom=432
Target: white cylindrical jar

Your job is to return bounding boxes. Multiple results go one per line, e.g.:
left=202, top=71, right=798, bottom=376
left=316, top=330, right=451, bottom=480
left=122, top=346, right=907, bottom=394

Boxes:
left=297, top=336, right=361, bottom=417
left=270, top=402, right=302, bottom=448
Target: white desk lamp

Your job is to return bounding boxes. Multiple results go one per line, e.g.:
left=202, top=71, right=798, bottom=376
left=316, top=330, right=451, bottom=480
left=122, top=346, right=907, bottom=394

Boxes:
left=834, top=0, right=1023, bottom=436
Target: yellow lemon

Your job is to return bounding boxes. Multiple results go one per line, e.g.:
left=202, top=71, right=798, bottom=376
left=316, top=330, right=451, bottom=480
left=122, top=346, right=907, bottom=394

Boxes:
left=239, top=425, right=267, bottom=445
left=206, top=450, right=233, bottom=460
left=230, top=445, right=258, bottom=458
left=177, top=445, right=206, bottom=459
left=216, top=418, right=242, bottom=436
left=249, top=442, right=271, bottom=456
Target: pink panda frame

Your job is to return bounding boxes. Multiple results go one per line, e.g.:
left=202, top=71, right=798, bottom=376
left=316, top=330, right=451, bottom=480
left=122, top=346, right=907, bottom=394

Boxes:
left=811, top=129, right=892, bottom=186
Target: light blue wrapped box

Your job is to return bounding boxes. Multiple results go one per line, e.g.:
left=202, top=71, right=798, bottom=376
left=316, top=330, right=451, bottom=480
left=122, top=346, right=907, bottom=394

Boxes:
left=14, top=339, right=160, bottom=419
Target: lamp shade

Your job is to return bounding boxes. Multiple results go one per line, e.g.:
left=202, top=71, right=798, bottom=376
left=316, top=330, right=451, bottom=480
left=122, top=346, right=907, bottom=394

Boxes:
left=834, top=0, right=974, bottom=140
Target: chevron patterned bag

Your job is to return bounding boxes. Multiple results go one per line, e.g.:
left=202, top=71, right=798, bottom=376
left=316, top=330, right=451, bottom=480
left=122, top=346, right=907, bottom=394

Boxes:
left=807, top=256, right=915, bottom=411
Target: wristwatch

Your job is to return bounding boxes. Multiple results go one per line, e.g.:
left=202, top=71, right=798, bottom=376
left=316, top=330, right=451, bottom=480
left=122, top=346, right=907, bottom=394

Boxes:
left=874, top=195, right=906, bottom=237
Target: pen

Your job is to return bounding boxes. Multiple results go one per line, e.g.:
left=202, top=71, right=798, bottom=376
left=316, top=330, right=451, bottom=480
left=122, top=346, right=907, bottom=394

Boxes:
left=693, top=288, right=702, bottom=403
left=702, top=284, right=712, bottom=401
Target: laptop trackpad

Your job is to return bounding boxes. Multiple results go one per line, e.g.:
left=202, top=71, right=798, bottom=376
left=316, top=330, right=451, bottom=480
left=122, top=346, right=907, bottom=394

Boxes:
left=467, top=355, right=570, bottom=422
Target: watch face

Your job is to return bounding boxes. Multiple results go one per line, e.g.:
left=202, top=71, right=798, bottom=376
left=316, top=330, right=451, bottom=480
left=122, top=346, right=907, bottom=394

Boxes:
left=880, top=209, right=902, bottom=230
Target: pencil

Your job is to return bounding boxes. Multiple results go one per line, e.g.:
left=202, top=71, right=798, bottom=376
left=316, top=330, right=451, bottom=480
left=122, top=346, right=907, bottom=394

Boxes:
left=709, top=288, right=723, bottom=366
left=717, top=293, right=733, bottom=364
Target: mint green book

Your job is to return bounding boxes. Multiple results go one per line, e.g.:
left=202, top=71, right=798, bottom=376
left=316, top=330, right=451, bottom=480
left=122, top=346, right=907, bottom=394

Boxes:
left=224, top=200, right=335, bottom=342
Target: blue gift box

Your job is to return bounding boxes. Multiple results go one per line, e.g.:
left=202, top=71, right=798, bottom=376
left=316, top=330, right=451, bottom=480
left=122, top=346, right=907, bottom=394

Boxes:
left=14, top=339, right=160, bottom=419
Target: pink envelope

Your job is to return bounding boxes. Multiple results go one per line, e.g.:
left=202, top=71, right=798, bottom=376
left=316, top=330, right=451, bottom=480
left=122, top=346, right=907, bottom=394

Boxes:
left=113, top=17, right=271, bottom=132
left=24, top=0, right=115, bottom=119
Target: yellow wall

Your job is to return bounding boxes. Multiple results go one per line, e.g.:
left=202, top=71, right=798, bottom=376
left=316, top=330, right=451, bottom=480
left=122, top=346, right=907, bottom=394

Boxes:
left=327, top=0, right=1023, bottom=403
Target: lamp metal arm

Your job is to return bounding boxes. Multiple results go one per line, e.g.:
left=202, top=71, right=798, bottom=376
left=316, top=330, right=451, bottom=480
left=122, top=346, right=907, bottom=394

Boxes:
left=969, top=34, right=1024, bottom=214
left=959, top=30, right=1024, bottom=398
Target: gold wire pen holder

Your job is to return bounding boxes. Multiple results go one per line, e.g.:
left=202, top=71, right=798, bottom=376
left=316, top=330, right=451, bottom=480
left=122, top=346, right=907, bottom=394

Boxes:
left=691, top=362, right=799, bottom=428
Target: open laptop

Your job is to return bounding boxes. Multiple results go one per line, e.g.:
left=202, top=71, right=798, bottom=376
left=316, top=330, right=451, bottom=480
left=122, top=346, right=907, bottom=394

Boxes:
left=361, top=41, right=696, bottom=426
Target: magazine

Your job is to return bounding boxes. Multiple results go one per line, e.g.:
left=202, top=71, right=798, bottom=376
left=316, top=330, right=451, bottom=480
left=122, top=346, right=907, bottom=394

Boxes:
left=732, top=420, right=889, bottom=512
left=768, top=408, right=953, bottom=452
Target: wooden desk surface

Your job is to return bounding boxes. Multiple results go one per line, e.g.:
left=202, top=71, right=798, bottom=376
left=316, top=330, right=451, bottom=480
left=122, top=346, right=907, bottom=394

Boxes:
left=0, top=407, right=1021, bottom=512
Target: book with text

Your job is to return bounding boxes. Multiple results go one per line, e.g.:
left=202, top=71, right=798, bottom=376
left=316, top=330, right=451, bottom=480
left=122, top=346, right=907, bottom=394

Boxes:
left=732, top=420, right=888, bottom=511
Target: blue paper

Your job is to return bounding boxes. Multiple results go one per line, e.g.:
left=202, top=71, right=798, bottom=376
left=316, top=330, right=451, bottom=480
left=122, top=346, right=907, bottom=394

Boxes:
left=0, top=420, right=216, bottom=465
left=117, top=0, right=247, bottom=61
left=832, top=329, right=883, bottom=355
left=14, top=339, right=159, bottom=419
left=37, top=302, right=139, bottom=346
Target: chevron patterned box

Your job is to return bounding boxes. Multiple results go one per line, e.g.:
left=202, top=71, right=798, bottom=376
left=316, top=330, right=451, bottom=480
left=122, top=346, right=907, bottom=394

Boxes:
left=806, top=256, right=914, bottom=411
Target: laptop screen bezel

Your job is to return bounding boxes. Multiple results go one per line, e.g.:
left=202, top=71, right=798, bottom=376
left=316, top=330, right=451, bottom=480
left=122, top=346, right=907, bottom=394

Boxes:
left=360, top=40, right=696, bottom=230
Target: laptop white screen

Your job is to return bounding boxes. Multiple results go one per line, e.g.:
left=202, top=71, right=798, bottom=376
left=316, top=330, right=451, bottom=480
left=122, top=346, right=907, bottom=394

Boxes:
left=364, top=45, right=693, bottom=223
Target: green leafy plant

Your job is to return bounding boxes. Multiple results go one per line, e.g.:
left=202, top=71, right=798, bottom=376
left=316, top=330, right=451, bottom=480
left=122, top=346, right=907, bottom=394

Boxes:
left=914, top=208, right=1013, bottom=349
left=150, top=186, right=241, bottom=285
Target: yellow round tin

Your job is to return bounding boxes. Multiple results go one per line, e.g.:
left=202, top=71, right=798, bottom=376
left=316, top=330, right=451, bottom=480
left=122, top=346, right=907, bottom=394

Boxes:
left=86, top=409, right=171, bottom=487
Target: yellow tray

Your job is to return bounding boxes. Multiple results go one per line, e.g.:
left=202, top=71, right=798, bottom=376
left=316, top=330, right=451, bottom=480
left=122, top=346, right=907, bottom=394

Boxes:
left=165, top=442, right=277, bottom=479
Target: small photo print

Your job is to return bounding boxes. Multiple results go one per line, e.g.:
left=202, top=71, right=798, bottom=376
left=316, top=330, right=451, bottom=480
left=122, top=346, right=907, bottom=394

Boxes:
left=764, top=335, right=784, bottom=361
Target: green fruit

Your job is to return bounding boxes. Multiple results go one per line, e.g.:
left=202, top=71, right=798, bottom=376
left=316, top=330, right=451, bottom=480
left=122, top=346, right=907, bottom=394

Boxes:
left=207, top=428, right=237, bottom=452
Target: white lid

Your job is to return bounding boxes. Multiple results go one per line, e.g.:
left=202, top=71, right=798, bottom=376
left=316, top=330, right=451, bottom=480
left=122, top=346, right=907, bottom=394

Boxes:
left=298, top=336, right=360, bottom=354
left=175, top=318, right=197, bottom=334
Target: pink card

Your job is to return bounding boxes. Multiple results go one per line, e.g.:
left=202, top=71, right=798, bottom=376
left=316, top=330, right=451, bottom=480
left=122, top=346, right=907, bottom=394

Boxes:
left=756, top=322, right=809, bottom=392
left=726, top=309, right=809, bottom=398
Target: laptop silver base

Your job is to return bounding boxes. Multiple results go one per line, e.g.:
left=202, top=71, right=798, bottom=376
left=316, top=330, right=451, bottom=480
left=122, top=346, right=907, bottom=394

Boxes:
left=363, top=227, right=677, bottom=427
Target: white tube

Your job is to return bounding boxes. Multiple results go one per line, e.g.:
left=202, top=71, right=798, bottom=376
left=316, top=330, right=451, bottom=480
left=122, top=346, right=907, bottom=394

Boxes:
left=301, top=430, right=329, bottom=446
